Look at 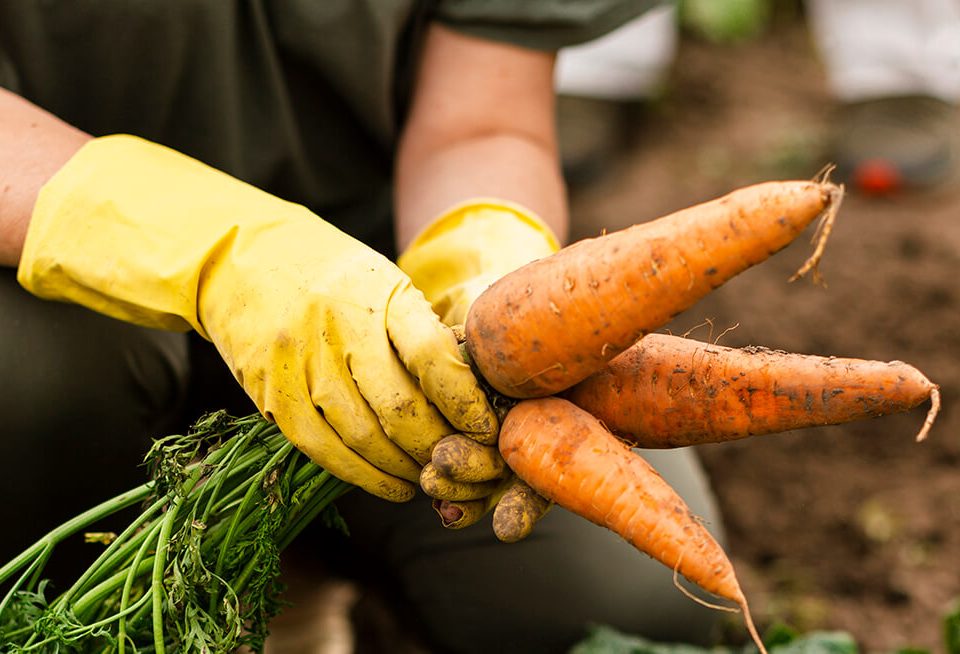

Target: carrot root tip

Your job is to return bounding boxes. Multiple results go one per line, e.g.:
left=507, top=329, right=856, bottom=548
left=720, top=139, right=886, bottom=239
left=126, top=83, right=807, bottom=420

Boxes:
left=813, top=163, right=837, bottom=184
left=670, top=563, right=738, bottom=614
left=740, top=599, right=768, bottom=654
left=789, top=182, right=844, bottom=285
left=671, top=553, right=763, bottom=653
left=916, top=385, right=941, bottom=442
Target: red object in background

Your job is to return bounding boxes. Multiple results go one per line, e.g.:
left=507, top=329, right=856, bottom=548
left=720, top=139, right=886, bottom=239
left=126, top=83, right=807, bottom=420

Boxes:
left=853, top=159, right=903, bottom=195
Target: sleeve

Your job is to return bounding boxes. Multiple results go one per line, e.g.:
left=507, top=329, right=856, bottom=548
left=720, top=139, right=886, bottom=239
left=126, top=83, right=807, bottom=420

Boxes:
left=433, top=0, right=667, bottom=51
left=0, top=43, right=21, bottom=92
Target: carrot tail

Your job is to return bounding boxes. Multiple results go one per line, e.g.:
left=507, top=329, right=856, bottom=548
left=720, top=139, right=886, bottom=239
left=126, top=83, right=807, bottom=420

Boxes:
left=671, top=557, right=767, bottom=654
left=741, top=598, right=768, bottom=654
left=916, top=385, right=940, bottom=442
left=789, top=181, right=843, bottom=284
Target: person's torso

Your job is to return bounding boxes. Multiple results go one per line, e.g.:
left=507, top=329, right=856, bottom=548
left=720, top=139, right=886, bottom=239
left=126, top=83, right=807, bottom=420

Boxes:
left=0, top=0, right=655, bottom=254
left=0, top=0, right=424, bottom=251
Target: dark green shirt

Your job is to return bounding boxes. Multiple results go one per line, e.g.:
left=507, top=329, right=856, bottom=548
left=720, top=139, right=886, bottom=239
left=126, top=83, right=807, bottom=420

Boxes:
left=0, top=0, right=656, bottom=256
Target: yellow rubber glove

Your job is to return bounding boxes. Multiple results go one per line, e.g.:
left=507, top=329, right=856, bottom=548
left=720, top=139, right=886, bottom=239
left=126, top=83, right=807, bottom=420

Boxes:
left=18, top=135, right=497, bottom=502
left=398, top=200, right=559, bottom=526
left=398, top=199, right=560, bottom=327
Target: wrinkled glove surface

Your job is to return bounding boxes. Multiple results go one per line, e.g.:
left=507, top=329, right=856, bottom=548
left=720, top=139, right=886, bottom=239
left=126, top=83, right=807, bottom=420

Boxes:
left=399, top=199, right=560, bottom=327
left=19, top=135, right=497, bottom=502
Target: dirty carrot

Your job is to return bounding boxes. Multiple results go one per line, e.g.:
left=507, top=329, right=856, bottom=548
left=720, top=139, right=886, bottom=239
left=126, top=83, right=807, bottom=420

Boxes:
left=500, top=397, right=765, bottom=652
left=498, top=397, right=766, bottom=653
left=564, top=333, right=940, bottom=447
left=465, top=179, right=843, bottom=398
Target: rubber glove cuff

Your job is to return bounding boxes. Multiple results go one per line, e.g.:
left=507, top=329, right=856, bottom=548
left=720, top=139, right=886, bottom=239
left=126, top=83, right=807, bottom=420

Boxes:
left=398, top=199, right=560, bottom=326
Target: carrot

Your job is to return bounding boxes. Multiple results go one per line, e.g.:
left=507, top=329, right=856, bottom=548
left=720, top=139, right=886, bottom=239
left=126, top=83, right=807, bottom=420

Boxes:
left=465, top=179, right=842, bottom=399
left=499, top=397, right=766, bottom=653
left=564, top=333, right=940, bottom=447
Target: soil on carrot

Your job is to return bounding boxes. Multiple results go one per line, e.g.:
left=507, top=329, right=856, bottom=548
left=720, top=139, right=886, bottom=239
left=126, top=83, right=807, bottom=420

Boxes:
left=567, top=14, right=960, bottom=652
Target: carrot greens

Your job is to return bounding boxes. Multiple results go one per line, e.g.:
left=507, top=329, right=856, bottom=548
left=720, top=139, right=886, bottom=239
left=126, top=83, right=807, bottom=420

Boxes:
left=0, top=411, right=352, bottom=653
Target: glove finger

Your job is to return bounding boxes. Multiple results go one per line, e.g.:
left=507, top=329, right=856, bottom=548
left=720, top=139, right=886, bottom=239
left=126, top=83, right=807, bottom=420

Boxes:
left=429, top=474, right=522, bottom=530
left=431, top=498, right=490, bottom=529
left=420, top=463, right=501, bottom=501
left=435, top=275, right=498, bottom=327
left=492, top=477, right=552, bottom=543
left=431, top=434, right=505, bottom=483
left=266, top=391, right=417, bottom=503
left=350, top=334, right=453, bottom=465
left=306, top=349, right=422, bottom=482
left=386, top=282, right=498, bottom=444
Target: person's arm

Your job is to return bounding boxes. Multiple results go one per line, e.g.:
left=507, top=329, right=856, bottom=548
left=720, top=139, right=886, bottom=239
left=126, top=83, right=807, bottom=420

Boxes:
left=395, top=25, right=568, bottom=528
left=394, top=23, right=568, bottom=249
left=11, top=98, right=499, bottom=503
left=0, top=88, right=90, bottom=266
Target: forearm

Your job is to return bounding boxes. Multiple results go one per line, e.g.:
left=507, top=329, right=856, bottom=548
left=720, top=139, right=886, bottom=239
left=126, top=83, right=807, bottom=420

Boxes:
left=0, top=88, right=90, bottom=266
left=395, top=130, right=568, bottom=249
left=394, top=24, right=569, bottom=250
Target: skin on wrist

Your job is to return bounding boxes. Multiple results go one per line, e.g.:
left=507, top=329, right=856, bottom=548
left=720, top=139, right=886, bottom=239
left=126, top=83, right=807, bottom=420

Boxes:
left=394, top=23, right=569, bottom=252
left=0, top=88, right=91, bottom=267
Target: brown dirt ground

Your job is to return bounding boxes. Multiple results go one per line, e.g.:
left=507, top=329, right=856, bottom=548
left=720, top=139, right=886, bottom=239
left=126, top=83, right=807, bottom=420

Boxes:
left=566, top=15, right=960, bottom=654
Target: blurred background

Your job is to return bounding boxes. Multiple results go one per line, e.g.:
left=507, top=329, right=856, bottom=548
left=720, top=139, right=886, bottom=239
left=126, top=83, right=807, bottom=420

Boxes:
left=557, top=0, right=960, bottom=650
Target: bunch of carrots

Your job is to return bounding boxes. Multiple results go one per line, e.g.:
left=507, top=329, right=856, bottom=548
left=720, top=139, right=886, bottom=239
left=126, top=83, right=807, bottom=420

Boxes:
left=0, top=175, right=940, bottom=652
left=431, top=174, right=939, bottom=652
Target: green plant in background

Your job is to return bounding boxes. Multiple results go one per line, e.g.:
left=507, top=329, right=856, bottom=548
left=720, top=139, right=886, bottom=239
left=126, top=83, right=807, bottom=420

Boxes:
left=679, top=0, right=773, bottom=44
left=571, top=601, right=960, bottom=654
left=945, top=599, right=960, bottom=654
left=0, top=412, right=352, bottom=653
left=570, top=622, right=856, bottom=654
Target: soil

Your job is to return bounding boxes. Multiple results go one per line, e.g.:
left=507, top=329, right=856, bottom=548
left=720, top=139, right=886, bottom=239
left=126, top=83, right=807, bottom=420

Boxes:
left=566, top=15, right=960, bottom=653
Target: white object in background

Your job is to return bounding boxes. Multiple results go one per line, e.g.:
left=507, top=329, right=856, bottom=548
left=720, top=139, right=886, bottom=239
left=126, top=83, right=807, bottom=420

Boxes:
left=555, top=4, right=678, bottom=100
left=806, top=0, right=960, bottom=102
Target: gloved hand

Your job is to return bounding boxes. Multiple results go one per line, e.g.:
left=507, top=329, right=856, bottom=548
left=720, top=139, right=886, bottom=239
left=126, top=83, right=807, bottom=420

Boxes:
left=398, top=199, right=559, bottom=529
left=398, top=200, right=560, bottom=327
left=18, top=135, right=497, bottom=502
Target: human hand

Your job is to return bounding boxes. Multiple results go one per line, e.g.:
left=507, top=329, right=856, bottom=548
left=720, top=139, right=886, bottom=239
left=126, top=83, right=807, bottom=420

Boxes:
left=18, top=135, right=497, bottom=501
left=398, top=200, right=558, bottom=532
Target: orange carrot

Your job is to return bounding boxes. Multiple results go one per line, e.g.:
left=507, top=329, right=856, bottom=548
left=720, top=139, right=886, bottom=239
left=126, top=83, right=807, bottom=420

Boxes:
left=465, top=179, right=842, bottom=399
left=499, top=397, right=766, bottom=652
left=564, top=333, right=940, bottom=447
